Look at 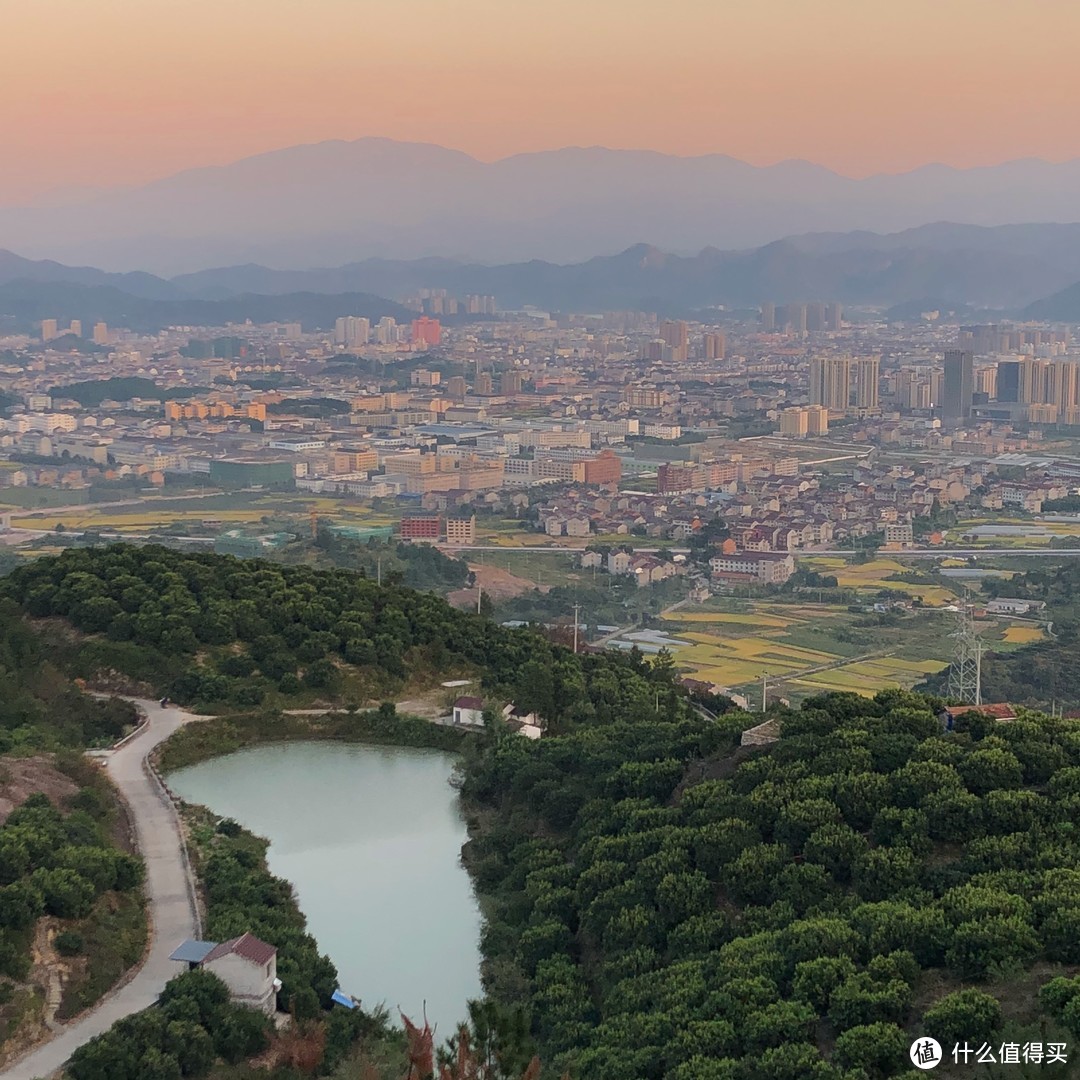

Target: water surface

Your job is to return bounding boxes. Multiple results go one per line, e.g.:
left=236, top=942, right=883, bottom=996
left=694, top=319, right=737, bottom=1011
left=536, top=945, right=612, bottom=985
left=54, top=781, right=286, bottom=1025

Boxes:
left=169, top=741, right=482, bottom=1035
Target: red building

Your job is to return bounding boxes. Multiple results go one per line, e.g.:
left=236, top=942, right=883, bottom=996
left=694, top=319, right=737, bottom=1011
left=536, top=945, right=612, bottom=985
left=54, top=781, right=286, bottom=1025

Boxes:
left=582, top=449, right=622, bottom=488
left=411, top=317, right=442, bottom=347
left=400, top=514, right=441, bottom=540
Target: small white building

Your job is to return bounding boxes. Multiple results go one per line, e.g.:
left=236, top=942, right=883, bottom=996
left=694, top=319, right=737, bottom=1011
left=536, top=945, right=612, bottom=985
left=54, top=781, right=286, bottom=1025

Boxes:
left=453, top=696, right=485, bottom=726
left=170, top=932, right=279, bottom=1015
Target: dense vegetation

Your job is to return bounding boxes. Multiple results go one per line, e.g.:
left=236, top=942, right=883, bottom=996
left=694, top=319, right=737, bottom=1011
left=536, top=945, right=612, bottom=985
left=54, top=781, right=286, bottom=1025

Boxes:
left=461, top=691, right=1080, bottom=1077
left=309, top=531, right=470, bottom=595
left=0, top=778, right=146, bottom=1042
left=6, top=546, right=682, bottom=723
left=23, top=545, right=1080, bottom=1077
left=0, top=599, right=147, bottom=1050
left=67, top=968, right=275, bottom=1080
left=49, top=377, right=204, bottom=407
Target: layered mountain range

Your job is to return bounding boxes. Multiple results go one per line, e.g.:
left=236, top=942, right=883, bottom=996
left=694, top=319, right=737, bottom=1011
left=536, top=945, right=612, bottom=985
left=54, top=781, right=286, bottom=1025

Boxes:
left=5, top=138, right=1080, bottom=274
left=4, top=220, right=1080, bottom=329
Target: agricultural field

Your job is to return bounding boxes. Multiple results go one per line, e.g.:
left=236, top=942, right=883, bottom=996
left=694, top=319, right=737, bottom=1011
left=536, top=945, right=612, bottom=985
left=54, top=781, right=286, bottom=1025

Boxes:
left=7, top=491, right=399, bottom=536
left=801, top=556, right=958, bottom=605
left=659, top=597, right=1022, bottom=703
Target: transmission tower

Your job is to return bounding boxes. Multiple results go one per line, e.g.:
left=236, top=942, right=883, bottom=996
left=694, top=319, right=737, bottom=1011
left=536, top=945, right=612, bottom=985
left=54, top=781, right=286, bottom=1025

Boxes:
left=947, top=602, right=985, bottom=705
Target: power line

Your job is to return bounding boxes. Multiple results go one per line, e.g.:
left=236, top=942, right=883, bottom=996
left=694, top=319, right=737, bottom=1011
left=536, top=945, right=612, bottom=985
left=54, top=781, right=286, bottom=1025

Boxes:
left=947, top=599, right=985, bottom=705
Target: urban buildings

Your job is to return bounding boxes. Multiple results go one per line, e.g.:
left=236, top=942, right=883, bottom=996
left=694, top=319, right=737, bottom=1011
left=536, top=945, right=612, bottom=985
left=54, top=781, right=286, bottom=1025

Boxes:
left=943, top=349, right=974, bottom=420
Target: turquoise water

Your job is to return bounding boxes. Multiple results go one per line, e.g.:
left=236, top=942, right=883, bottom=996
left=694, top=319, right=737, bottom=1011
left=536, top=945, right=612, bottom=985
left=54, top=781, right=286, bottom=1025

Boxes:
left=168, top=741, right=482, bottom=1036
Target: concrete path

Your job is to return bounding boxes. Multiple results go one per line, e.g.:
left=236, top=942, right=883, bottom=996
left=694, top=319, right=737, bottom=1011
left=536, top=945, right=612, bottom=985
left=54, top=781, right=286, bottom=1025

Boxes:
left=1, top=699, right=203, bottom=1080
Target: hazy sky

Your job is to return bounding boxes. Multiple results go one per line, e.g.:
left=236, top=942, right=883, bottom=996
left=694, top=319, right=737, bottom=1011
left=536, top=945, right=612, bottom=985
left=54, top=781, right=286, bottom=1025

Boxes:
left=4, top=0, right=1079, bottom=204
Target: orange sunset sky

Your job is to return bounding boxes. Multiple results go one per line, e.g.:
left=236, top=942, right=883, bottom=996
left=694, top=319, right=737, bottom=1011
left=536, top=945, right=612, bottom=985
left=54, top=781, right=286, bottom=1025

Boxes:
left=4, top=0, right=1079, bottom=205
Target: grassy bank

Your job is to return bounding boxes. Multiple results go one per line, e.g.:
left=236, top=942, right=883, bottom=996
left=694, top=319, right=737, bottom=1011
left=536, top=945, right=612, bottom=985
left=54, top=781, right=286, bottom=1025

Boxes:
left=156, top=706, right=471, bottom=774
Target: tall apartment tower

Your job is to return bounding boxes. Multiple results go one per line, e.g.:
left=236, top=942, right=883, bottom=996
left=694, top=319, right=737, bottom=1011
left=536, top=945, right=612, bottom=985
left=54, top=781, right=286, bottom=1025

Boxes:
left=996, top=360, right=1021, bottom=403
left=806, top=404, right=829, bottom=435
left=760, top=303, right=775, bottom=332
left=809, top=356, right=852, bottom=411
left=41, top=319, right=58, bottom=342
left=702, top=332, right=726, bottom=360
left=854, top=356, right=880, bottom=409
left=942, top=349, right=974, bottom=420
left=825, top=303, right=843, bottom=331
left=782, top=303, right=807, bottom=335
left=660, top=320, right=689, bottom=361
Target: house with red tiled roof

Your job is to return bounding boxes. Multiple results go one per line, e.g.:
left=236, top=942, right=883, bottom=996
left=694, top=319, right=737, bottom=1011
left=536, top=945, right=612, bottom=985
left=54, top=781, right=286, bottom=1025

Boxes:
left=170, top=932, right=279, bottom=1015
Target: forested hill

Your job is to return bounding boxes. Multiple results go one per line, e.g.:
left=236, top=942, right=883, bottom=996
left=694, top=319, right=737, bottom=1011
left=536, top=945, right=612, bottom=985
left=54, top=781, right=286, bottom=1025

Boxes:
left=2, top=545, right=689, bottom=724
left=464, top=693, right=1080, bottom=1078
left=14, top=546, right=1080, bottom=1078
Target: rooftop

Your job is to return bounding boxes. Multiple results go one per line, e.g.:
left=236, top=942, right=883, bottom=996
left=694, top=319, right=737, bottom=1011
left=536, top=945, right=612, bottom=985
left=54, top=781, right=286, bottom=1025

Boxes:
left=202, top=932, right=277, bottom=968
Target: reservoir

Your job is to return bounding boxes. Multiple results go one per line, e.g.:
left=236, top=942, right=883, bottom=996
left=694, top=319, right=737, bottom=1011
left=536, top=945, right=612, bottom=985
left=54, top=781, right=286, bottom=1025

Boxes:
left=168, top=741, right=483, bottom=1036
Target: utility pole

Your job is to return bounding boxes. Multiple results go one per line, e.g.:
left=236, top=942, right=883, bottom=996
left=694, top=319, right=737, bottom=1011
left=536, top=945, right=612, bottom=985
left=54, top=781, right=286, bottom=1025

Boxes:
left=573, top=601, right=581, bottom=654
left=477, top=581, right=483, bottom=615
left=377, top=555, right=382, bottom=587
left=761, top=671, right=768, bottom=713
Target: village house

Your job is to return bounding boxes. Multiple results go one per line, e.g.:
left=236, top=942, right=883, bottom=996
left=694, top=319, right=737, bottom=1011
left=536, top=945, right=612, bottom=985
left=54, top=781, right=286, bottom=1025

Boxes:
left=169, top=932, right=280, bottom=1015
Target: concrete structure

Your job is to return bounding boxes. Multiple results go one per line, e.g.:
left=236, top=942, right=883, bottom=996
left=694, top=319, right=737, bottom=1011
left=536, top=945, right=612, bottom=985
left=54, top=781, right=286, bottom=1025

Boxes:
left=709, top=551, right=795, bottom=584
left=202, top=934, right=279, bottom=1015
left=943, top=349, right=974, bottom=420
left=400, top=514, right=441, bottom=540
left=445, top=514, right=476, bottom=545
left=453, top=696, right=484, bottom=726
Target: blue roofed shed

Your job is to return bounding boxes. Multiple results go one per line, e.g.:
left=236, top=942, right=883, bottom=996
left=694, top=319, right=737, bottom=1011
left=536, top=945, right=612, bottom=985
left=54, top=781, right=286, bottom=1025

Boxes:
left=331, top=989, right=357, bottom=1009
left=170, top=940, right=218, bottom=968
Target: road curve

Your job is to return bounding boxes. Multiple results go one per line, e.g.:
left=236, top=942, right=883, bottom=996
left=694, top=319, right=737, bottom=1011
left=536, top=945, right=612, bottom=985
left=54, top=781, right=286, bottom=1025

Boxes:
left=1, top=699, right=203, bottom=1080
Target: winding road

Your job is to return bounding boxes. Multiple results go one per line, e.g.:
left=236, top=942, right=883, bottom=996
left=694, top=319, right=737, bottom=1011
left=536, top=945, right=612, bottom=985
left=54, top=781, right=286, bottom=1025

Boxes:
left=1, top=700, right=203, bottom=1080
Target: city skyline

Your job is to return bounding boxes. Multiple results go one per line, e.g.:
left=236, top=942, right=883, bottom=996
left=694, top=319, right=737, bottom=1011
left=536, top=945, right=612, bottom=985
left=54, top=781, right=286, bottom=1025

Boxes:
left=5, top=0, right=1080, bottom=205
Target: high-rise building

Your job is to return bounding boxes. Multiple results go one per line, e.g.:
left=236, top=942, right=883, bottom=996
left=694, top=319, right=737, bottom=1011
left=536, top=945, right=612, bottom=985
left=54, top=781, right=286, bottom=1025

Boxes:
left=942, top=349, right=974, bottom=420
left=760, top=303, right=775, bottom=332
left=975, top=365, right=997, bottom=400
left=781, top=303, right=807, bottom=335
left=475, top=373, right=493, bottom=396
left=500, top=371, right=523, bottom=395
left=68, top=320, right=82, bottom=337
left=335, top=316, right=370, bottom=347
left=375, top=317, right=397, bottom=344
left=446, top=375, right=467, bottom=400
left=805, top=303, right=825, bottom=332
left=779, top=408, right=809, bottom=437
left=825, top=303, right=843, bottom=331
left=41, top=319, right=58, bottom=342
left=806, top=405, right=829, bottom=435
left=996, top=360, right=1021, bottom=403
left=702, top=332, right=726, bottom=360
left=659, top=320, right=689, bottom=361
left=92, top=322, right=109, bottom=346
left=854, top=356, right=880, bottom=409
left=809, top=356, right=852, bottom=411
left=411, top=317, right=442, bottom=347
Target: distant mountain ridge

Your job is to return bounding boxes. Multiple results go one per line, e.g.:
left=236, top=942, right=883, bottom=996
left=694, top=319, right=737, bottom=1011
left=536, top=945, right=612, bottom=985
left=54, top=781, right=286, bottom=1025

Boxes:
left=0, top=280, right=412, bottom=335
left=4, top=221, right=1080, bottom=322
left=5, top=138, right=1080, bottom=273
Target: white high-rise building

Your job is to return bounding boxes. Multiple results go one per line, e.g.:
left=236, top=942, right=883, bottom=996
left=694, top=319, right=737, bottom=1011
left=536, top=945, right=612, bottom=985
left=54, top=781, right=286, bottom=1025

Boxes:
left=334, top=316, right=370, bottom=347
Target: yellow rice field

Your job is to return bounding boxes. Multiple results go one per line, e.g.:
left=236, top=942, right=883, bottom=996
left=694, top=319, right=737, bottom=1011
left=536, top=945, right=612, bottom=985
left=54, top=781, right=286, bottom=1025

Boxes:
left=1002, top=625, right=1044, bottom=644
